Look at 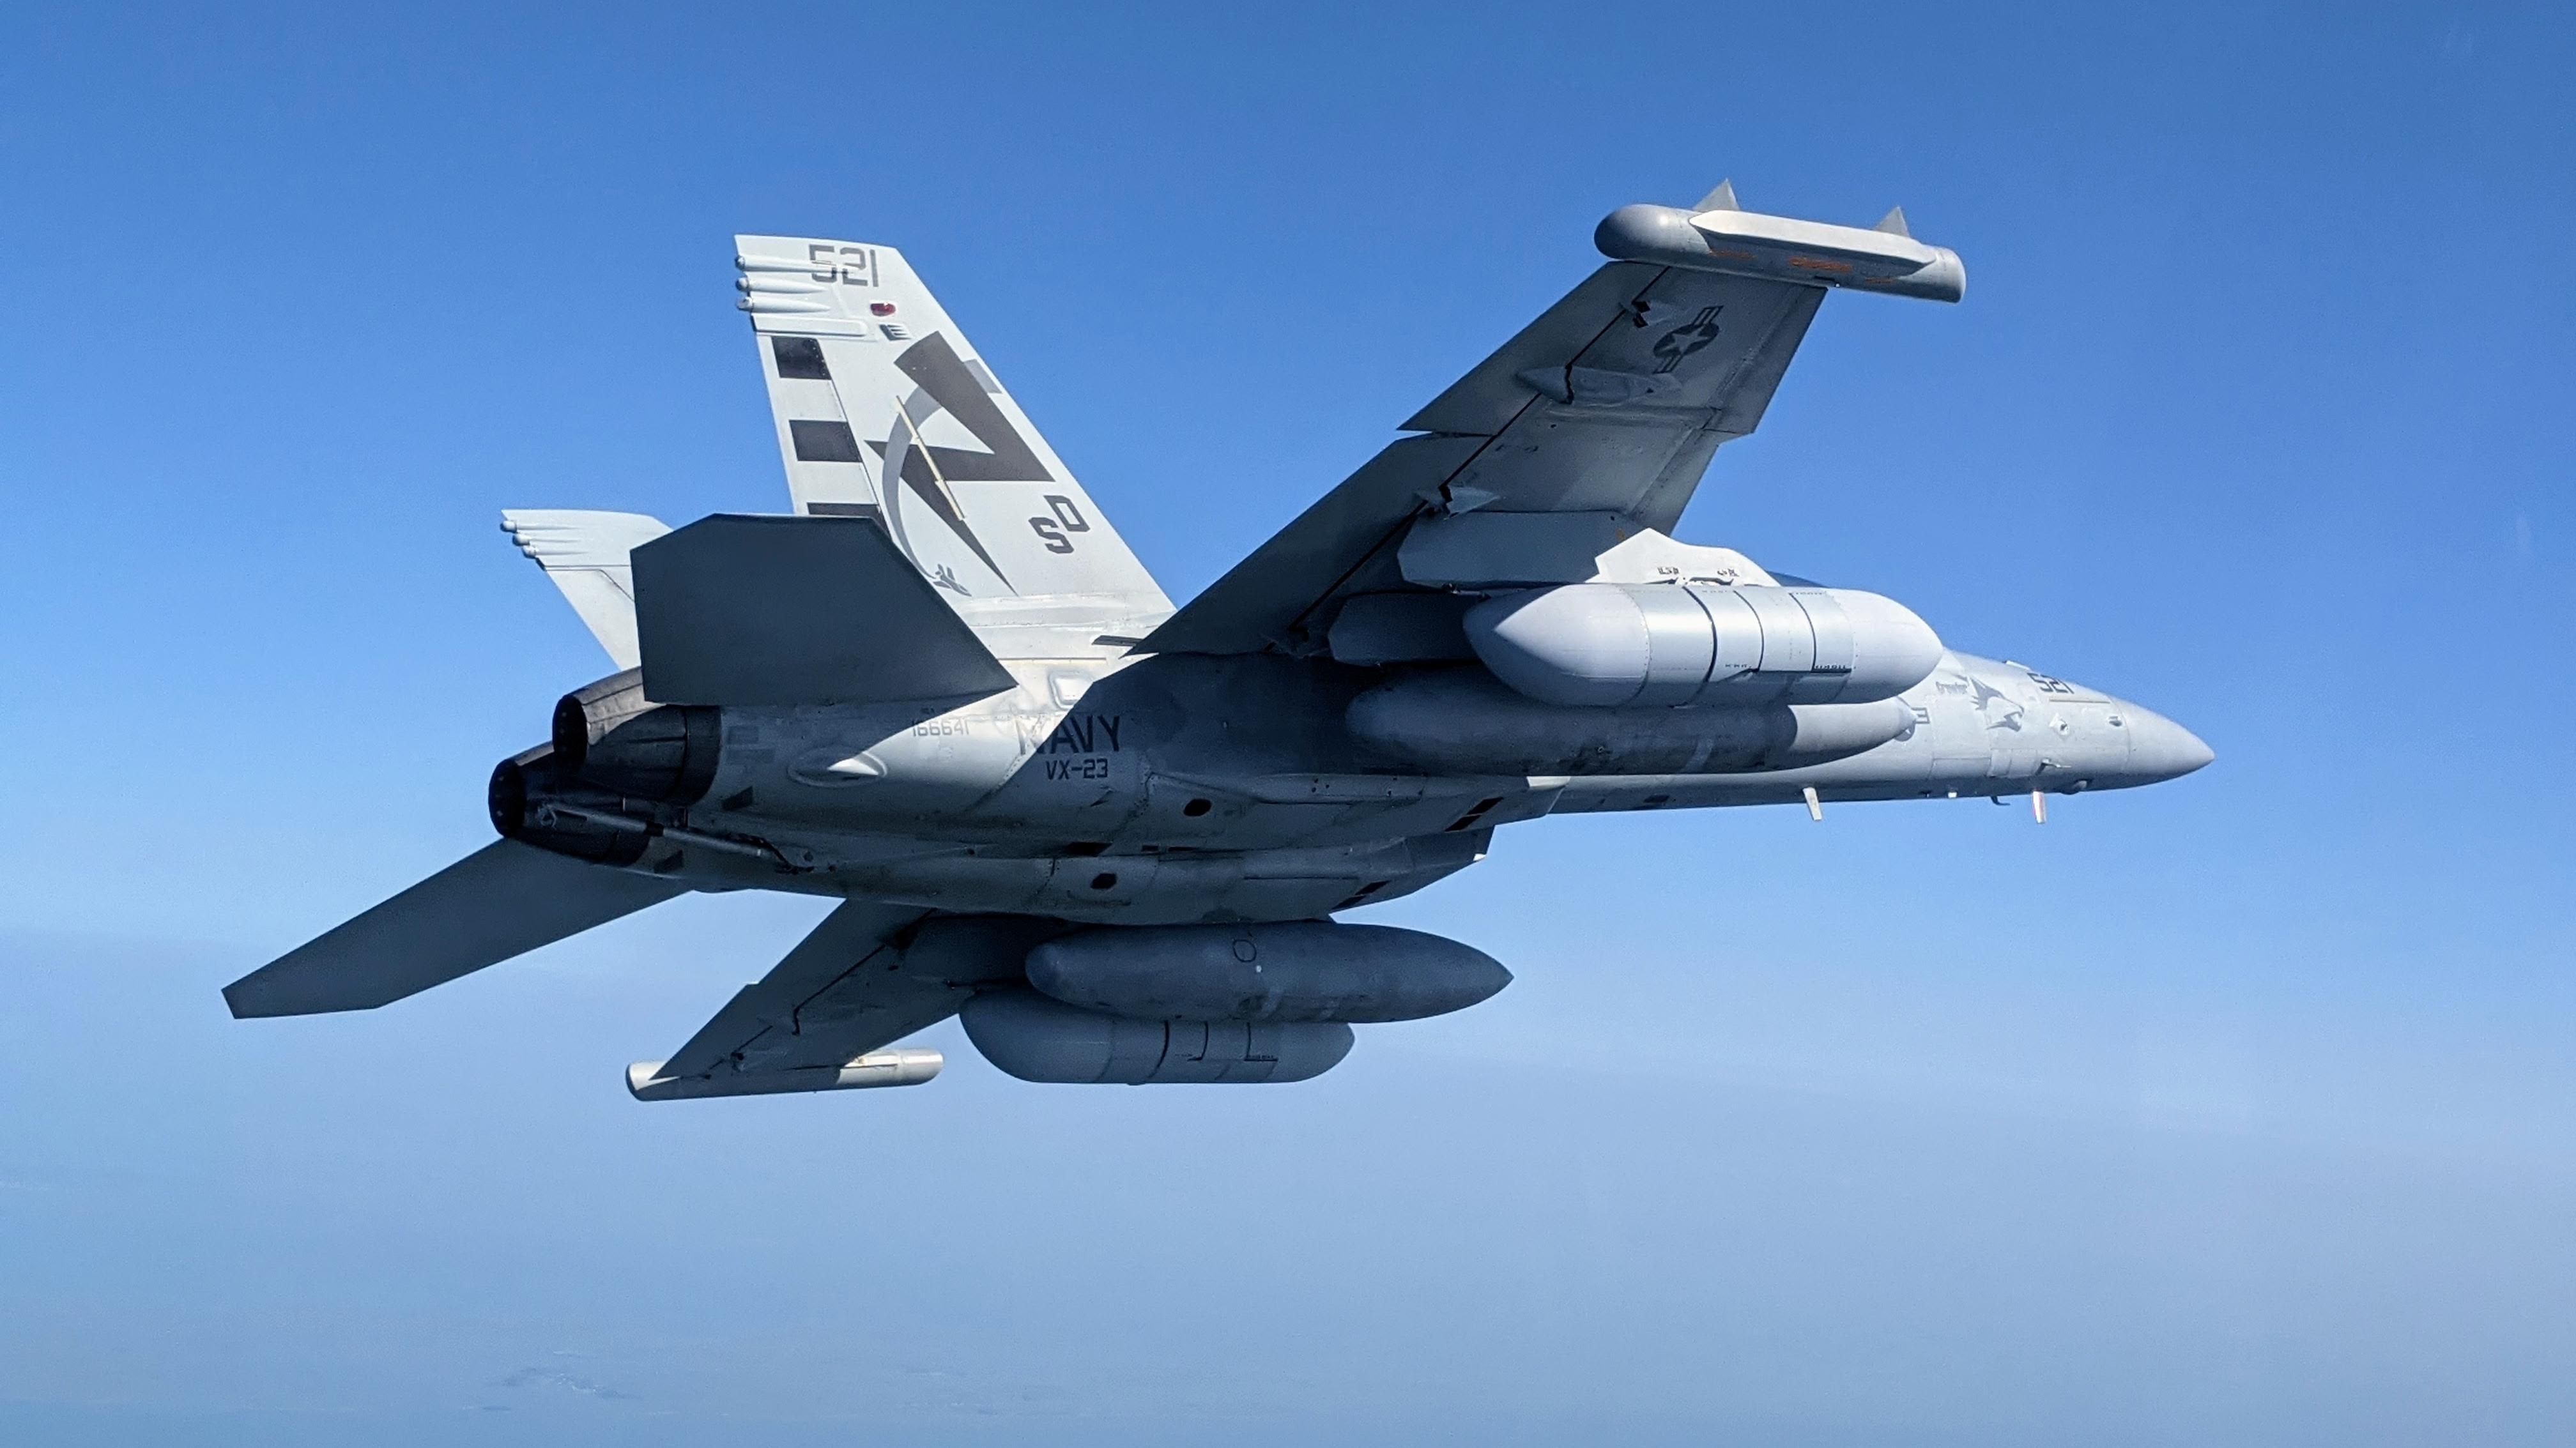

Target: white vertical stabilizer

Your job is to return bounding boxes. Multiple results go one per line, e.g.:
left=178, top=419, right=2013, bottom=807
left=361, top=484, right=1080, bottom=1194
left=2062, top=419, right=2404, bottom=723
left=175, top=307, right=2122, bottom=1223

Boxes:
left=734, top=235, right=1168, bottom=621
left=501, top=509, right=671, bottom=669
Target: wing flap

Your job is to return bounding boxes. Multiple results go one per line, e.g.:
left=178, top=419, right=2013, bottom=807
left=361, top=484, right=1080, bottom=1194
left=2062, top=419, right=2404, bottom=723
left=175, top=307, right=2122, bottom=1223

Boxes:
left=1400, top=261, right=1666, bottom=436
left=224, top=841, right=686, bottom=1017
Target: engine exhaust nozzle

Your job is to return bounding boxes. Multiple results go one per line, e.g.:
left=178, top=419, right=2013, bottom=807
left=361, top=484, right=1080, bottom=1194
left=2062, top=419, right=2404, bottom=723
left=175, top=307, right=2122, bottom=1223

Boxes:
left=550, top=668, right=721, bottom=804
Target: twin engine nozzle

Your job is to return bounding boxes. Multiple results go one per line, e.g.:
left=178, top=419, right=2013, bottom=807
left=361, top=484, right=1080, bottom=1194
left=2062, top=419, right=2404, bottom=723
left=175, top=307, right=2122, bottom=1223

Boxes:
left=548, top=669, right=722, bottom=805
left=487, top=670, right=722, bottom=862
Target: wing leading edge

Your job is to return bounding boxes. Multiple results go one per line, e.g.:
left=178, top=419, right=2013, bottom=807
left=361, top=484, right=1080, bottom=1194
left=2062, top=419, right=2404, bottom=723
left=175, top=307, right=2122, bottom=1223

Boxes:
left=1140, top=185, right=1961, bottom=657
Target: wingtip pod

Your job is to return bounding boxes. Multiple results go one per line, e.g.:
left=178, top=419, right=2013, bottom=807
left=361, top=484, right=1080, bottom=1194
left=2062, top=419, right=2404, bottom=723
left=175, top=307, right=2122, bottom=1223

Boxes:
left=626, top=1049, right=943, bottom=1101
left=1595, top=201, right=1965, bottom=303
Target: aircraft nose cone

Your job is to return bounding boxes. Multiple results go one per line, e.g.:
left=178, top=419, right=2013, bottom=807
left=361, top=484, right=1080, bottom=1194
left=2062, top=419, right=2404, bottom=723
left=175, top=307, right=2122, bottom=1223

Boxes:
left=2128, top=709, right=2214, bottom=781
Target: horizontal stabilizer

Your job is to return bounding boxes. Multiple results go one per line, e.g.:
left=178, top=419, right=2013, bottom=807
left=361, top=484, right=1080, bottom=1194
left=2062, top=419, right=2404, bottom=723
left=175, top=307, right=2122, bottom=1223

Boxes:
left=224, top=841, right=686, bottom=1017
left=631, top=514, right=1018, bottom=705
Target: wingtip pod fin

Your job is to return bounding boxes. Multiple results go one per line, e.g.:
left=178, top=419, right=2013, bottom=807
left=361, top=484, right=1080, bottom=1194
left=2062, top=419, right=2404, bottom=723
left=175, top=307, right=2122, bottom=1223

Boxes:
left=1692, top=178, right=1740, bottom=211
left=1873, top=204, right=1912, bottom=237
left=1596, top=197, right=1965, bottom=303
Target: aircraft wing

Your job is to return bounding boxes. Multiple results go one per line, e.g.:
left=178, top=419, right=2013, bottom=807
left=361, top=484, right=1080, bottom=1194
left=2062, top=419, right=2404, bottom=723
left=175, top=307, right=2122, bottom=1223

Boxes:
left=626, top=903, right=1049, bottom=1101
left=1140, top=186, right=1959, bottom=657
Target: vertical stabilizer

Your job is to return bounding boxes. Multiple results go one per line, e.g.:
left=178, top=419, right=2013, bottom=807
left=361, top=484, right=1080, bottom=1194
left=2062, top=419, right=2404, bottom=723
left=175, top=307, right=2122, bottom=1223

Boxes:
left=733, top=236, right=1167, bottom=615
left=502, top=509, right=671, bottom=669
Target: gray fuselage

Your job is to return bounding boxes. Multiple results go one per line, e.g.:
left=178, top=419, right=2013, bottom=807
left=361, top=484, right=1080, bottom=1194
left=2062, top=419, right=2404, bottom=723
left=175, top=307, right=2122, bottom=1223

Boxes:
left=498, top=646, right=2210, bottom=926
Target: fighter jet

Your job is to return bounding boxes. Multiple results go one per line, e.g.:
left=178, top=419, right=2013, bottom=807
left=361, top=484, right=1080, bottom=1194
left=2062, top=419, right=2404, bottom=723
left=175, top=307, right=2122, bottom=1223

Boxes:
left=225, top=183, right=2212, bottom=1097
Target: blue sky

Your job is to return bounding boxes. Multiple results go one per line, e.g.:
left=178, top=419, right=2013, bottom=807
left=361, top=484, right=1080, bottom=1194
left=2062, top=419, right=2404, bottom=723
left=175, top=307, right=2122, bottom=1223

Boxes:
left=3, top=3, right=2572, bottom=1443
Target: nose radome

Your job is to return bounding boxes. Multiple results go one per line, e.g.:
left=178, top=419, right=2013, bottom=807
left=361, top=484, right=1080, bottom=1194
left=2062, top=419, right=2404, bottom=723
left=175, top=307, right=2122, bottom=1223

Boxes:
left=2128, top=709, right=2214, bottom=781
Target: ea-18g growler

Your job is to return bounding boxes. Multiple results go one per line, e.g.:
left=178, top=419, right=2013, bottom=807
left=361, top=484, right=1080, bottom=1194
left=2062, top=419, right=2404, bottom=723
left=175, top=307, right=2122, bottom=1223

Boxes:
left=227, top=181, right=2212, bottom=1099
